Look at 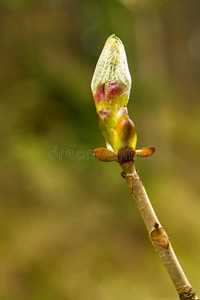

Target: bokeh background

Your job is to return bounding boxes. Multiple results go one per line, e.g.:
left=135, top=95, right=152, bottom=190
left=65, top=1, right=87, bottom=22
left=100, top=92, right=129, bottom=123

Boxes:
left=0, top=0, right=200, bottom=299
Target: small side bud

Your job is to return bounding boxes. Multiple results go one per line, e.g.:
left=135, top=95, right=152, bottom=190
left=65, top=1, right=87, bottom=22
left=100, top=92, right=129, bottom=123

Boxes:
left=135, top=147, right=156, bottom=157
left=150, top=226, right=169, bottom=250
left=94, top=148, right=118, bottom=162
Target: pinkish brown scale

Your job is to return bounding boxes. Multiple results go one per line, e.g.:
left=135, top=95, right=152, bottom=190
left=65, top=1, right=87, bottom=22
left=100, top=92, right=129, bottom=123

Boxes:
left=94, top=81, right=124, bottom=104
left=94, top=84, right=105, bottom=103
left=104, top=81, right=123, bottom=100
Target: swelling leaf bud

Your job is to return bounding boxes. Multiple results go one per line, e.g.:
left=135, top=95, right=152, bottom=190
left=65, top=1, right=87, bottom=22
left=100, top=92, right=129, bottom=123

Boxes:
left=91, top=35, right=134, bottom=152
left=91, top=34, right=155, bottom=163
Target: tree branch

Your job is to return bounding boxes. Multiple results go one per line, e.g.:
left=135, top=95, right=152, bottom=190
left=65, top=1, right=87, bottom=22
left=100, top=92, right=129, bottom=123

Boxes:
left=121, top=161, right=199, bottom=300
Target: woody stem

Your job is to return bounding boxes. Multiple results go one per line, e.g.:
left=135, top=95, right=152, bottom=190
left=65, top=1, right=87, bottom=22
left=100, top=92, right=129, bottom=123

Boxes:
left=120, top=161, right=199, bottom=300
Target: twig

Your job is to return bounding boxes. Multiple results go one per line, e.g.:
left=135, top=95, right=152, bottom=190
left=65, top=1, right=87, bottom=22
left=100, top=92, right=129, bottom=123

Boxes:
left=121, top=161, right=199, bottom=300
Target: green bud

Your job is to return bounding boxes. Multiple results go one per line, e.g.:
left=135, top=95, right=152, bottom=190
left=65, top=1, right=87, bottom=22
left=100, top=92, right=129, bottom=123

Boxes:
left=91, top=34, right=155, bottom=163
left=91, top=35, right=134, bottom=153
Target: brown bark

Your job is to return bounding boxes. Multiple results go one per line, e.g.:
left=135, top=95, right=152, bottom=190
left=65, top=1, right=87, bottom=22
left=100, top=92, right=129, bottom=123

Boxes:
left=121, top=161, right=199, bottom=300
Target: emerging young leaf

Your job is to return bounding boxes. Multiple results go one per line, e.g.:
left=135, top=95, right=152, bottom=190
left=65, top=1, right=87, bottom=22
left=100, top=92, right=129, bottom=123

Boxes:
left=91, top=34, right=132, bottom=98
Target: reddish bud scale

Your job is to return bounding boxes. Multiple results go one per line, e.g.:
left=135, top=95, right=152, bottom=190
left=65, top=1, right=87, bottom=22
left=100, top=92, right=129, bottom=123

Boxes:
left=94, top=81, right=123, bottom=103
left=93, top=81, right=127, bottom=114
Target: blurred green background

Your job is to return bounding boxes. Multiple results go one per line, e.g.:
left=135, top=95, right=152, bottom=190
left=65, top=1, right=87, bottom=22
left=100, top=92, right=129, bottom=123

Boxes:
left=0, top=0, right=200, bottom=299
